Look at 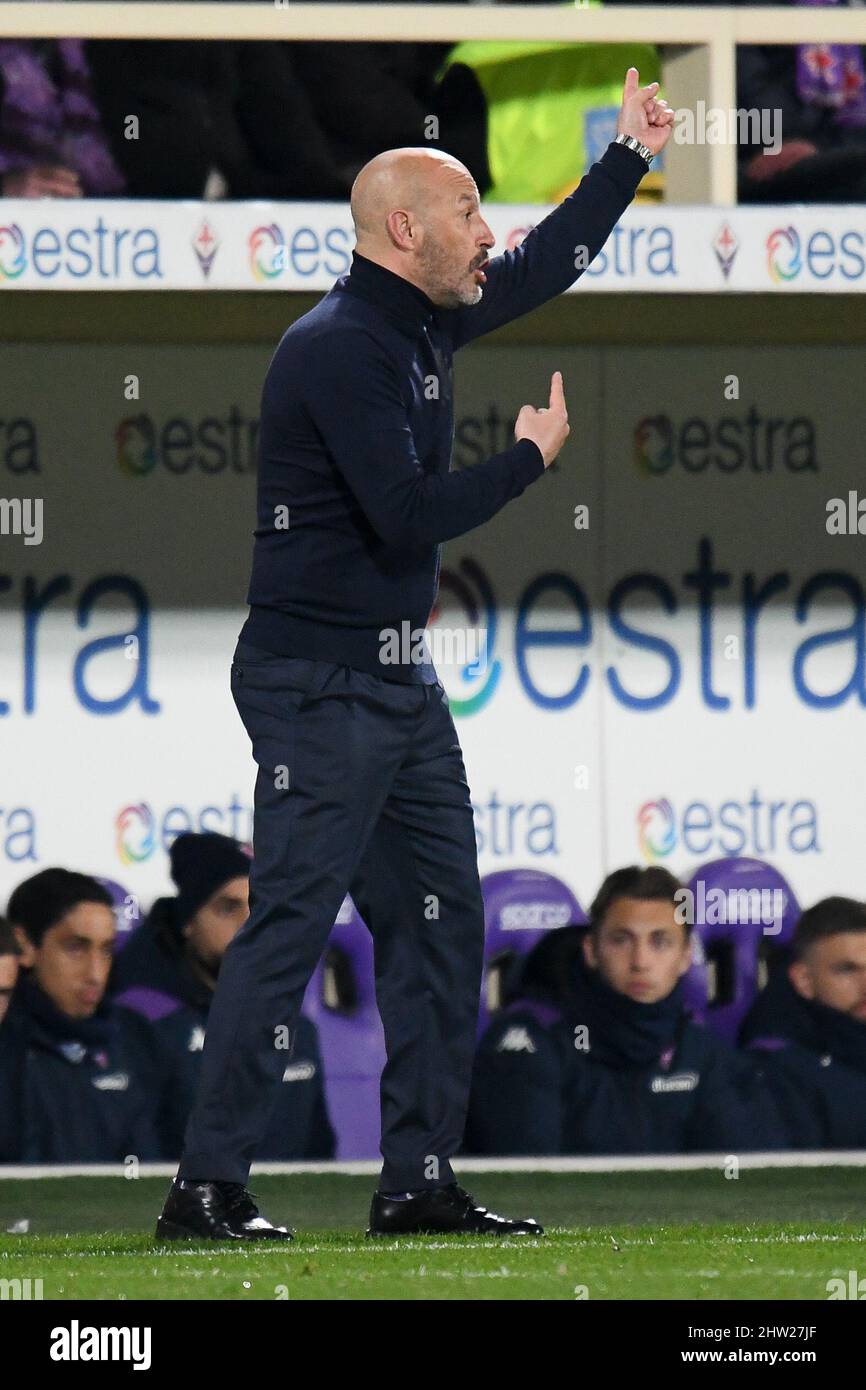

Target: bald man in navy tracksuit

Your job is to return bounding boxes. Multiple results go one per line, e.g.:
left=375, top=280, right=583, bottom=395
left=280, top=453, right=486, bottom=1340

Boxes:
left=156, top=71, right=674, bottom=1242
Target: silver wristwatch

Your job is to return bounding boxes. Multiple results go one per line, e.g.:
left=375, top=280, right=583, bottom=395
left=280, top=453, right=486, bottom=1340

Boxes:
left=614, top=133, right=654, bottom=167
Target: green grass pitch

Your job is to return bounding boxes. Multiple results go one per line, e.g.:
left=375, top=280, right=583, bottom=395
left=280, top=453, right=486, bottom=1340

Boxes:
left=0, top=1169, right=863, bottom=1300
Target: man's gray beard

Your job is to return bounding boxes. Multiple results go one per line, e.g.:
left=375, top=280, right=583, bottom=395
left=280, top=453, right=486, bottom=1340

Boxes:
left=430, top=279, right=482, bottom=309
left=419, top=246, right=482, bottom=309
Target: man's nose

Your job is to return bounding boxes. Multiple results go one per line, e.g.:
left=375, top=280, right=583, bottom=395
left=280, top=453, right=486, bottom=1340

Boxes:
left=87, top=951, right=108, bottom=981
left=479, top=223, right=495, bottom=251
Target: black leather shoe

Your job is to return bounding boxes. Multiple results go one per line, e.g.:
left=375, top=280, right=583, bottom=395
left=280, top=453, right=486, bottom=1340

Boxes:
left=367, top=1182, right=544, bottom=1237
left=155, top=1180, right=293, bottom=1241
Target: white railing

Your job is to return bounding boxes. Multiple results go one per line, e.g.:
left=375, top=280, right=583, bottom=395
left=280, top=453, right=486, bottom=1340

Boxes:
left=1, top=4, right=865, bottom=204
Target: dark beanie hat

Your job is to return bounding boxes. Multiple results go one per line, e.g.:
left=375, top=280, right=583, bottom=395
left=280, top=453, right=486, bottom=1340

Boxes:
left=169, top=832, right=252, bottom=928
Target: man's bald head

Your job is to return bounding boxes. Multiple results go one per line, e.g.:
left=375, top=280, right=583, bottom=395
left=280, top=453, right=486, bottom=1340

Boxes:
left=351, top=147, right=470, bottom=250
left=348, top=147, right=494, bottom=309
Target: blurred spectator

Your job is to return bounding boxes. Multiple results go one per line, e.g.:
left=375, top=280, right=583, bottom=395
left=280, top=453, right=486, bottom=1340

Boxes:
left=84, top=40, right=353, bottom=200
left=112, top=832, right=334, bottom=1160
left=738, top=0, right=866, bottom=201
left=0, top=869, right=164, bottom=1163
left=0, top=916, right=21, bottom=1026
left=290, top=38, right=453, bottom=186
left=435, top=34, right=661, bottom=204
left=112, top=832, right=254, bottom=1010
left=465, top=866, right=786, bottom=1156
left=741, top=897, right=866, bottom=1146
left=0, top=39, right=125, bottom=197
left=606, top=0, right=866, bottom=201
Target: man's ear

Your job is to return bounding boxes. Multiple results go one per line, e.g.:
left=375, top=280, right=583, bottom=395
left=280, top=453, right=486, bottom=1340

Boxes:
left=385, top=208, right=414, bottom=252
left=788, top=960, right=814, bottom=1001
left=582, top=932, right=596, bottom=970
left=12, top=925, right=36, bottom=968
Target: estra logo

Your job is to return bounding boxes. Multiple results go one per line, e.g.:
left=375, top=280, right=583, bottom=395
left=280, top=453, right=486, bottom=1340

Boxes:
left=0, top=222, right=26, bottom=280
left=767, top=226, right=801, bottom=284
left=249, top=223, right=285, bottom=281
left=116, top=416, right=157, bottom=476
left=637, top=798, right=676, bottom=860
left=115, top=801, right=253, bottom=864
left=633, top=410, right=818, bottom=475
left=115, top=410, right=259, bottom=475
left=247, top=223, right=352, bottom=281
left=0, top=218, right=162, bottom=282
left=767, top=224, right=866, bottom=284
left=637, top=792, right=820, bottom=862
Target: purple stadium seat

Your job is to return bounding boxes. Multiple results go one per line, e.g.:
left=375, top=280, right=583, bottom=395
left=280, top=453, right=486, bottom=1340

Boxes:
left=95, top=876, right=142, bottom=953
left=479, top=868, right=586, bottom=1038
left=682, top=857, right=801, bottom=1044
left=301, top=895, right=386, bottom=1160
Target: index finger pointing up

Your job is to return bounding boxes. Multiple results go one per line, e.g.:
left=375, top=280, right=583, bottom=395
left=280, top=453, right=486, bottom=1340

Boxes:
left=549, top=370, right=567, bottom=414
left=623, top=67, right=640, bottom=99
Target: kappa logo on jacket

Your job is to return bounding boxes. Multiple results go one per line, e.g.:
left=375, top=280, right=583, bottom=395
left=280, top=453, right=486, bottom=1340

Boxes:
left=91, top=1072, right=130, bottom=1091
left=650, top=1070, right=699, bottom=1094
left=282, top=1061, right=316, bottom=1082
left=496, top=1026, right=537, bottom=1055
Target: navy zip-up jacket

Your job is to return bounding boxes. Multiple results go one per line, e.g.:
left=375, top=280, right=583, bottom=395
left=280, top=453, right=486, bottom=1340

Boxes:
left=740, top=968, right=866, bottom=1148
left=0, top=977, right=164, bottom=1164
left=464, top=936, right=787, bottom=1156
left=465, top=999, right=786, bottom=1157
left=240, top=141, right=648, bottom=679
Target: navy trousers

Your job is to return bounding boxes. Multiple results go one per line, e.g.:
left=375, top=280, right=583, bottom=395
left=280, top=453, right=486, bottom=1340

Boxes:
left=178, top=640, right=485, bottom=1192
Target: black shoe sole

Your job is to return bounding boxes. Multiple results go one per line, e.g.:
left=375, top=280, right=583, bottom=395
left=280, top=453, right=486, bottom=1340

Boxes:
left=154, top=1217, right=231, bottom=1241
left=155, top=1216, right=294, bottom=1242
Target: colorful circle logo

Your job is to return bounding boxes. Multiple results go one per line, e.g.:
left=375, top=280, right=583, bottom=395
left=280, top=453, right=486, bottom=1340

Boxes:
left=116, top=416, right=157, bottom=476
left=0, top=223, right=26, bottom=281
left=249, top=224, right=286, bottom=282
left=116, top=803, right=156, bottom=865
left=433, top=557, right=501, bottom=716
left=767, top=227, right=801, bottom=284
left=634, top=415, right=673, bottom=475
left=637, top=797, right=676, bottom=861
